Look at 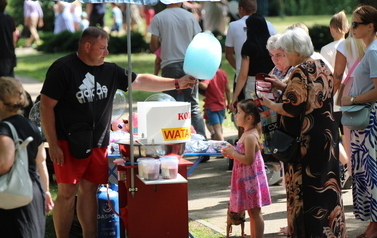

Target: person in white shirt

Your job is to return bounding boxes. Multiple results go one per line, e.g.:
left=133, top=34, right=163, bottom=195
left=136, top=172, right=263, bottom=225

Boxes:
left=320, top=11, right=349, bottom=68
left=225, top=0, right=276, bottom=78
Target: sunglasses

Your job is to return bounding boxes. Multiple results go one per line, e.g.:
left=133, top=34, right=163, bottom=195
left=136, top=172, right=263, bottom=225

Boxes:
left=352, top=21, right=370, bottom=29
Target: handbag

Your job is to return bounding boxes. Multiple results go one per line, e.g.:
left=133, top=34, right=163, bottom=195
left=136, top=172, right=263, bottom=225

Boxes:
left=66, top=78, right=97, bottom=159
left=335, top=59, right=360, bottom=106
left=270, top=130, right=300, bottom=163
left=255, top=73, right=275, bottom=101
left=0, top=121, right=34, bottom=210
left=66, top=122, right=93, bottom=159
left=340, top=105, right=370, bottom=130
left=270, top=77, right=309, bottom=163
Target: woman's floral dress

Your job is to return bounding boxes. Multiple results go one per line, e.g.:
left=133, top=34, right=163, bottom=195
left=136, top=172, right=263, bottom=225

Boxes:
left=279, top=60, right=347, bottom=237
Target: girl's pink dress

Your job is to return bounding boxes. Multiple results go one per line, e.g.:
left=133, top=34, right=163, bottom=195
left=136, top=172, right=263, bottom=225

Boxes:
left=229, top=135, right=271, bottom=212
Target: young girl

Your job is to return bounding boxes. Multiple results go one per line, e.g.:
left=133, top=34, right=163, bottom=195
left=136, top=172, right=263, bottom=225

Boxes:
left=221, top=99, right=271, bottom=238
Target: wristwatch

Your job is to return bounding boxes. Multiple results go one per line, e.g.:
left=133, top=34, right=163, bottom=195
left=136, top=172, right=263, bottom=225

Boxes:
left=350, top=96, right=356, bottom=104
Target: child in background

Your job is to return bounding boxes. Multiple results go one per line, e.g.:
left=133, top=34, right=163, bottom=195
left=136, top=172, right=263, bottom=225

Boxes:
left=110, top=3, right=123, bottom=36
left=199, top=68, right=231, bottom=140
left=221, top=99, right=271, bottom=238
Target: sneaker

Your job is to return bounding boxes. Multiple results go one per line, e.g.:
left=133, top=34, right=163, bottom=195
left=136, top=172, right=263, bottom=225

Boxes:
left=268, top=170, right=282, bottom=186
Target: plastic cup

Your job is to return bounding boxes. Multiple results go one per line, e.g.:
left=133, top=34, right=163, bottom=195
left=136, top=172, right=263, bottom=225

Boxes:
left=143, top=159, right=161, bottom=180
left=160, top=156, right=179, bottom=179
left=137, top=158, right=154, bottom=179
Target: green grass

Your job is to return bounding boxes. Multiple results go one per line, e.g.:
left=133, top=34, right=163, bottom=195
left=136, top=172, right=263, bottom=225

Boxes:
left=266, top=15, right=353, bottom=33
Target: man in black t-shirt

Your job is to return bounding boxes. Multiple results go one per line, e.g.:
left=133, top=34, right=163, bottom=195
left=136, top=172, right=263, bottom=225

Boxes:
left=0, top=0, right=16, bottom=77
left=40, top=27, right=196, bottom=238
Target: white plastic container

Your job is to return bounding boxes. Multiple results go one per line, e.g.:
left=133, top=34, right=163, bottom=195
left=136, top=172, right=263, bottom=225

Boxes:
left=160, top=156, right=179, bottom=179
left=137, top=158, right=154, bottom=179
left=142, top=159, right=161, bottom=180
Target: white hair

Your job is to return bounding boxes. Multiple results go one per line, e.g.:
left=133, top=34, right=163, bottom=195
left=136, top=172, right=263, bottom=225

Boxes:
left=266, top=33, right=282, bottom=51
left=277, top=27, right=314, bottom=58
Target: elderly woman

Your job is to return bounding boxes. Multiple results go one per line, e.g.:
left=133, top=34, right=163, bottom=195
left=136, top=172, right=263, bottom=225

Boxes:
left=265, top=33, right=293, bottom=89
left=261, top=28, right=347, bottom=237
left=261, top=34, right=293, bottom=185
left=0, top=77, right=53, bottom=237
left=341, top=5, right=377, bottom=238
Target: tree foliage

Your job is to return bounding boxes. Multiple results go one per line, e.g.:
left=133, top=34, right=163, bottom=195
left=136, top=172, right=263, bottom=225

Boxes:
left=7, top=0, right=55, bottom=32
left=265, top=0, right=358, bottom=16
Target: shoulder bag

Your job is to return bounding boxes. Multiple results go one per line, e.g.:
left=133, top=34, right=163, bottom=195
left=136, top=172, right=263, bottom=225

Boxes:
left=340, top=104, right=371, bottom=130
left=0, top=121, right=34, bottom=209
left=66, top=78, right=97, bottom=159
left=335, top=59, right=359, bottom=106
left=270, top=79, right=309, bottom=163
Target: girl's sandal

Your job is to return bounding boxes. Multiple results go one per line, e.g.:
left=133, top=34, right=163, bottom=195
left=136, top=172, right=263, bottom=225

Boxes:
left=356, top=233, right=366, bottom=238
left=280, top=226, right=288, bottom=235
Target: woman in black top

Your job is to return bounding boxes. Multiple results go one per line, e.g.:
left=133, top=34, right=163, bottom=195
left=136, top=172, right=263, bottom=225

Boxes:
left=230, top=13, right=275, bottom=110
left=0, top=76, right=53, bottom=238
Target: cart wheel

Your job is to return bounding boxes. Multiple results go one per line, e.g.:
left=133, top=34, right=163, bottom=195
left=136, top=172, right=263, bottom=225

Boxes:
left=227, top=157, right=233, bottom=170
left=200, top=155, right=210, bottom=163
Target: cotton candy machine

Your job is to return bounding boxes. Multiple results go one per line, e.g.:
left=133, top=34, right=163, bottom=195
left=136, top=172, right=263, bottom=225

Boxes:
left=116, top=139, right=185, bottom=159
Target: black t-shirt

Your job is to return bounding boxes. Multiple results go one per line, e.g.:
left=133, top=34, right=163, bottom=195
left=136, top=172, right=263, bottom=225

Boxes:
left=0, top=115, right=42, bottom=181
left=0, top=12, right=16, bottom=60
left=41, top=53, right=137, bottom=147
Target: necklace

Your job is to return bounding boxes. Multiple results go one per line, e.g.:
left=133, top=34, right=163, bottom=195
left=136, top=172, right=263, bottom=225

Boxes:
left=243, top=127, right=255, bottom=132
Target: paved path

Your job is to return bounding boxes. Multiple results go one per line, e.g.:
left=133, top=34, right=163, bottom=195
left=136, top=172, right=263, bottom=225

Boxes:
left=185, top=153, right=367, bottom=237
left=17, top=48, right=367, bottom=238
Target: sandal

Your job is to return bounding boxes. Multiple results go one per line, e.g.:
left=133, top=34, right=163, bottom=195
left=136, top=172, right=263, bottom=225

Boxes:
left=356, top=233, right=366, bottom=238
left=280, top=226, right=288, bottom=235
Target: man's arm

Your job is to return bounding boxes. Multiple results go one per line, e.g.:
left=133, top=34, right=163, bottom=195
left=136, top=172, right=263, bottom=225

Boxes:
left=225, top=46, right=236, bottom=70
left=150, top=34, right=160, bottom=53
left=40, top=94, right=65, bottom=166
left=131, top=74, right=196, bottom=92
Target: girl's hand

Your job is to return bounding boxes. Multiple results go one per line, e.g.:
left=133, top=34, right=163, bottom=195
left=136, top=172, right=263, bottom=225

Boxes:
left=221, top=145, right=235, bottom=158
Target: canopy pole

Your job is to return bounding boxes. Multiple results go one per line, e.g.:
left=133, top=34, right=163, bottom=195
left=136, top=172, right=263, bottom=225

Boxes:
left=125, top=3, right=137, bottom=198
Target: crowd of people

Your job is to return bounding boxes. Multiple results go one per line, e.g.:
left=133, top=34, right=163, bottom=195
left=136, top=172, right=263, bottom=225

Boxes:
left=2, top=0, right=377, bottom=237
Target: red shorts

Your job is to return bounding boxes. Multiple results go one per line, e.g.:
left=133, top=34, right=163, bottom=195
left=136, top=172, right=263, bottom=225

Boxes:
left=53, top=140, right=108, bottom=184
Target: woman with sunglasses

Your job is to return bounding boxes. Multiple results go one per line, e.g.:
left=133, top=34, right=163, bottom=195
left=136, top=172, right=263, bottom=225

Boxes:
left=341, top=5, right=377, bottom=238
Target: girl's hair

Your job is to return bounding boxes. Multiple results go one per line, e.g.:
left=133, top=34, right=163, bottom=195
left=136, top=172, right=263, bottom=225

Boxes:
left=344, top=28, right=365, bottom=60
left=238, top=99, right=260, bottom=126
left=241, top=13, right=271, bottom=59
left=330, top=10, right=349, bottom=35
left=287, top=23, right=309, bottom=34
left=0, top=77, right=29, bottom=114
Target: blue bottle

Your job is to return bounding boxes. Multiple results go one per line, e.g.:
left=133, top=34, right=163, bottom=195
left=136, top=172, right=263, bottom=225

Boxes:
left=97, top=183, right=120, bottom=238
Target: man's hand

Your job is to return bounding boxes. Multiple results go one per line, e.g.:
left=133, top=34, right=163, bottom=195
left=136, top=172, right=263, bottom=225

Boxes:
left=178, top=75, right=197, bottom=89
left=48, top=143, right=65, bottom=166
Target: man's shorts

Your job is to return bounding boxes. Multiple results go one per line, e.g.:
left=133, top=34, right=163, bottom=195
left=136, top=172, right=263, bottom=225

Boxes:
left=53, top=140, right=108, bottom=184
left=205, top=108, right=225, bottom=126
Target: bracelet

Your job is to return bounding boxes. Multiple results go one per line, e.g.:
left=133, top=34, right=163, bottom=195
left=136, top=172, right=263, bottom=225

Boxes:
left=175, top=78, right=180, bottom=90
